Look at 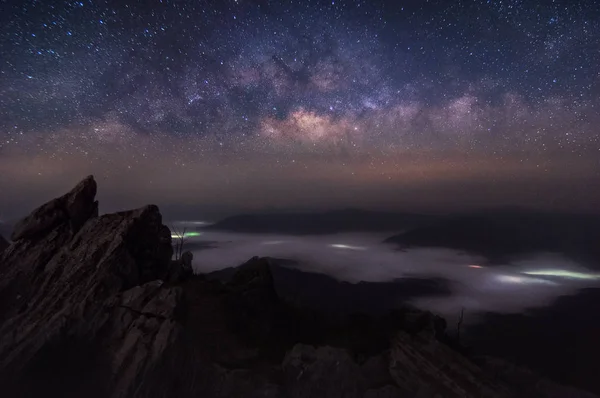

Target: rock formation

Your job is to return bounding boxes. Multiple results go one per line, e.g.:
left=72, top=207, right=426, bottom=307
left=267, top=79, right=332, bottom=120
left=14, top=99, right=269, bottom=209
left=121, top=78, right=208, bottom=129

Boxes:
left=0, top=176, right=596, bottom=398
left=0, top=176, right=177, bottom=398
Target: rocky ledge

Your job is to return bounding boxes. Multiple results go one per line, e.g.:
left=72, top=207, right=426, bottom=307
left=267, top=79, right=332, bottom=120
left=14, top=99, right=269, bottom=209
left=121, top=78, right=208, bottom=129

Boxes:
left=0, top=176, right=596, bottom=398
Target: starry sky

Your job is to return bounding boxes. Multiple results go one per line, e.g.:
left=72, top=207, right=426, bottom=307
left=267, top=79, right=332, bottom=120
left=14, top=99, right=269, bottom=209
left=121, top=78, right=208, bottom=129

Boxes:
left=1, top=0, right=599, bottom=219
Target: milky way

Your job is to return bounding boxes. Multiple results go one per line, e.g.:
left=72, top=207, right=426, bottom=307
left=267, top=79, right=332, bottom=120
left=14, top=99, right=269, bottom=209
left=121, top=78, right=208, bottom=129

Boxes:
left=1, top=0, right=599, bottom=218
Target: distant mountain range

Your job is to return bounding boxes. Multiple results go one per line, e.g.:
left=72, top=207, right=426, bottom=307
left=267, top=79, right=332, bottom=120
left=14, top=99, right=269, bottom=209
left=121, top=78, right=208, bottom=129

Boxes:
left=201, top=208, right=439, bottom=234
left=202, top=208, right=600, bottom=267
left=384, top=211, right=600, bottom=267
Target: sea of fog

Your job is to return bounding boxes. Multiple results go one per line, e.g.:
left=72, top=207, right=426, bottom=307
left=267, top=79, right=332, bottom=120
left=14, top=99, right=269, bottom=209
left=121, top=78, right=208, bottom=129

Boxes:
left=171, top=221, right=600, bottom=323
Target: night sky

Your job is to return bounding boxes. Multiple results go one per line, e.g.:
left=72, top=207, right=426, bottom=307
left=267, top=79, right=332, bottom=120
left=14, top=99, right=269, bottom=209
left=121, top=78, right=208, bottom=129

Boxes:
left=1, top=0, right=599, bottom=219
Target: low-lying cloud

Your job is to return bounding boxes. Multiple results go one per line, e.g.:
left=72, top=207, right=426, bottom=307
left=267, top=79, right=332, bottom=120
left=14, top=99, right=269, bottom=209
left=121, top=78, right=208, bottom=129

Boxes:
left=180, top=227, right=600, bottom=322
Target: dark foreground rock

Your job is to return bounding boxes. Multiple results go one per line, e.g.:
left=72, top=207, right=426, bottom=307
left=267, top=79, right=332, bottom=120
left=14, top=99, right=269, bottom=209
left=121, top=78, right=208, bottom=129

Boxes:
left=0, top=176, right=596, bottom=398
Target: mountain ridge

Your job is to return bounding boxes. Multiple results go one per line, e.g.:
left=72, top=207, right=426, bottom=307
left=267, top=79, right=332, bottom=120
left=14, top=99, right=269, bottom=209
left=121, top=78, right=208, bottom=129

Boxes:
left=201, top=209, right=440, bottom=235
left=383, top=212, right=600, bottom=267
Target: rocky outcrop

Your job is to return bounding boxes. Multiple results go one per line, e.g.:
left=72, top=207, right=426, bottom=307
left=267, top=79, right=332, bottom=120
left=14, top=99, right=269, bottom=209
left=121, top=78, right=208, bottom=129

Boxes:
left=0, top=176, right=177, bottom=398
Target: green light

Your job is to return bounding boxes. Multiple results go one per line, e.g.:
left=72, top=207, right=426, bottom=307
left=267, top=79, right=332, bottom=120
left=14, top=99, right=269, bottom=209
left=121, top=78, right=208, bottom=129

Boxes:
left=522, top=269, right=600, bottom=280
left=171, top=231, right=202, bottom=239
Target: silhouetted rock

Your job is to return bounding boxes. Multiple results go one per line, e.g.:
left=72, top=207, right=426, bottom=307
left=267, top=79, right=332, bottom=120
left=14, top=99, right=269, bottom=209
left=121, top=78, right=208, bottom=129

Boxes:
left=0, top=176, right=177, bottom=397
left=11, top=175, right=98, bottom=241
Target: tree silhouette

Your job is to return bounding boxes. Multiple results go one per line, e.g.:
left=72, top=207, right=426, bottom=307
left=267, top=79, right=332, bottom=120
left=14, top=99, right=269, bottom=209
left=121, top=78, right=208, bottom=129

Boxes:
left=170, top=225, right=187, bottom=261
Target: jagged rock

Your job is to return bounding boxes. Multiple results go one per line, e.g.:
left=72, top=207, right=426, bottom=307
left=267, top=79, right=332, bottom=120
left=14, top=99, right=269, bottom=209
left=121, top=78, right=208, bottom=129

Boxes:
left=0, top=177, right=176, bottom=397
left=10, top=175, right=98, bottom=241
left=282, top=344, right=366, bottom=398
left=0, top=176, right=99, bottom=325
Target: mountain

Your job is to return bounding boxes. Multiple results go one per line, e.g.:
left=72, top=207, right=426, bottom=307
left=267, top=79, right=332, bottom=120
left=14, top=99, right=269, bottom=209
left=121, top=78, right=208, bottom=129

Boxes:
left=384, top=211, right=600, bottom=267
left=202, top=208, right=439, bottom=235
left=0, top=176, right=596, bottom=397
left=208, top=258, right=452, bottom=316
